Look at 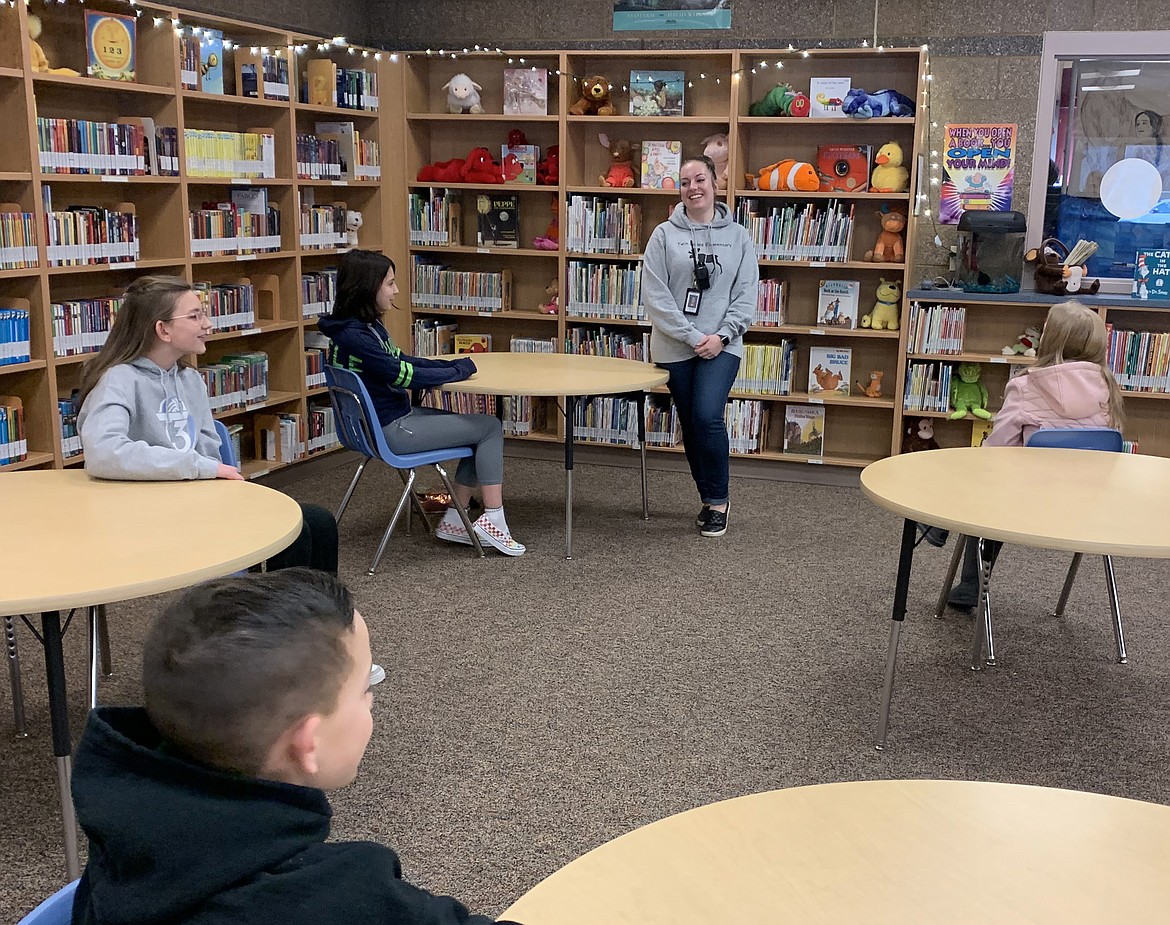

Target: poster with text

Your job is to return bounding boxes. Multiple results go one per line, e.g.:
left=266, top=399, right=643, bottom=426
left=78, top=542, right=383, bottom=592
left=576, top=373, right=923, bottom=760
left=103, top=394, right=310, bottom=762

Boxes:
left=940, top=123, right=1017, bottom=224
left=613, top=0, right=731, bottom=31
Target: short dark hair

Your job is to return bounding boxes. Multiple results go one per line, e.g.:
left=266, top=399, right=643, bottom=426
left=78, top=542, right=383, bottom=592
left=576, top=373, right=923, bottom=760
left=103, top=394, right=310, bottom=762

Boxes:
left=330, top=249, right=395, bottom=324
left=143, top=569, right=356, bottom=775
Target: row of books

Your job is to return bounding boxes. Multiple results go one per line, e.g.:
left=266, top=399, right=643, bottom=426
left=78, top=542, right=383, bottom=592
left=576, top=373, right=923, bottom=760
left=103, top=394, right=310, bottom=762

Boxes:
left=185, top=129, right=276, bottom=179
left=0, top=212, right=37, bottom=270
left=193, top=282, right=256, bottom=333
left=198, top=352, right=269, bottom=412
left=509, top=337, right=556, bottom=354
left=565, top=326, right=649, bottom=362
left=735, top=341, right=797, bottom=396
left=1106, top=326, right=1170, bottom=393
left=60, top=397, right=81, bottom=459
left=296, top=134, right=345, bottom=180
left=306, top=403, right=340, bottom=453
left=297, top=123, right=380, bottom=181
left=299, top=204, right=349, bottom=250
left=565, top=196, right=643, bottom=255
left=305, top=346, right=329, bottom=389
left=255, top=405, right=340, bottom=462
left=0, top=308, right=31, bottom=365
left=756, top=278, right=786, bottom=327
left=302, top=269, right=338, bottom=318
left=566, top=260, right=644, bottom=320
left=409, top=191, right=459, bottom=246
left=37, top=118, right=150, bottom=176
left=906, top=302, right=967, bottom=354
left=420, top=390, right=539, bottom=436
left=1, top=396, right=27, bottom=465
left=565, top=395, right=765, bottom=454
left=411, top=259, right=512, bottom=312
left=903, top=361, right=954, bottom=413
left=45, top=205, right=140, bottom=267
left=409, top=323, right=508, bottom=356
left=734, top=199, right=855, bottom=262
left=240, top=53, right=292, bottom=101
left=52, top=298, right=121, bottom=357
left=301, top=64, right=379, bottom=111
left=189, top=198, right=282, bottom=255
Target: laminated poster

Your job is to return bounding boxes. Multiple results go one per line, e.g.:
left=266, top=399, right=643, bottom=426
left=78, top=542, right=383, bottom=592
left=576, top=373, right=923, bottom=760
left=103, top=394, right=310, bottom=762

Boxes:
left=940, top=124, right=1016, bottom=224
left=613, top=0, right=731, bottom=31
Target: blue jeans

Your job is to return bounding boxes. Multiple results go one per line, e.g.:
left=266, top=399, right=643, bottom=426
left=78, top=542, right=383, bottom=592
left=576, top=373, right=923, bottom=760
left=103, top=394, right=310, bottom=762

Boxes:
left=660, top=352, right=740, bottom=506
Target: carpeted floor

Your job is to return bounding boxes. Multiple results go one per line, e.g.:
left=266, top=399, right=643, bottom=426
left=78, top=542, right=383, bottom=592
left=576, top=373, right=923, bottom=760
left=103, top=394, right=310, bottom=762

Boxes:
left=2, top=452, right=1169, bottom=920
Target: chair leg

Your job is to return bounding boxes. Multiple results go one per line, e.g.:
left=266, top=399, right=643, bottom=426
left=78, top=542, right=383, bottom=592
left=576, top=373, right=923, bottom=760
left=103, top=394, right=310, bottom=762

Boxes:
left=96, top=604, right=112, bottom=677
left=87, top=606, right=101, bottom=710
left=368, top=469, right=416, bottom=576
left=435, top=463, right=484, bottom=558
left=1052, top=553, right=1083, bottom=618
left=1102, top=555, right=1128, bottom=664
left=395, top=468, right=436, bottom=536
left=934, top=533, right=966, bottom=618
left=335, top=459, right=368, bottom=523
left=970, top=538, right=997, bottom=670
left=5, top=617, right=27, bottom=739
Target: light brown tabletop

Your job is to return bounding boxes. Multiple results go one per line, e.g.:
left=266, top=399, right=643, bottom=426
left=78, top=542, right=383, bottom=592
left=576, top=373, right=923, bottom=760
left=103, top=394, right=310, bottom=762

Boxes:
left=861, top=446, right=1170, bottom=558
left=0, top=469, right=304, bottom=616
left=439, top=352, right=668, bottom=397
left=503, top=779, right=1170, bottom=925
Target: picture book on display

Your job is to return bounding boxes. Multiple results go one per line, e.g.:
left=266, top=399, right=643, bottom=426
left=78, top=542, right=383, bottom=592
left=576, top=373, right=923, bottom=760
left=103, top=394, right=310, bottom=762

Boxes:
left=816, top=280, right=860, bottom=328
left=641, top=140, right=682, bottom=189
left=629, top=71, right=685, bottom=116
left=200, top=30, right=225, bottom=94
left=85, top=11, right=136, bottom=82
left=783, top=404, right=825, bottom=456
left=1133, top=249, right=1170, bottom=300
left=503, top=68, right=548, bottom=115
left=971, top=419, right=994, bottom=446
left=807, top=347, right=851, bottom=396
left=476, top=194, right=519, bottom=248
left=454, top=334, right=491, bottom=353
left=501, top=144, right=539, bottom=184
left=809, top=77, right=850, bottom=118
left=816, top=145, right=871, bottom=192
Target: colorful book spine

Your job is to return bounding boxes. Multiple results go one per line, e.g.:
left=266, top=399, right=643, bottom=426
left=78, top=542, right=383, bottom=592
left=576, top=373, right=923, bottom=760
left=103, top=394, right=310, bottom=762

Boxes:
left=0, top=308, right=32, bottom=365
left=565, top=260, right=643, bottom=320
left=734, top=199, right=855, bottom=262
left=410, top=257, right=512, bottom=312
left=51, top=298, right=122, bottom=357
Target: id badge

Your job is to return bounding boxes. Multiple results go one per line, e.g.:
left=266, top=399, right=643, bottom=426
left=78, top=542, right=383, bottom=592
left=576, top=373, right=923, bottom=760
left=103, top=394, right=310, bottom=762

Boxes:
left=683, top=288, right=702, bottom=315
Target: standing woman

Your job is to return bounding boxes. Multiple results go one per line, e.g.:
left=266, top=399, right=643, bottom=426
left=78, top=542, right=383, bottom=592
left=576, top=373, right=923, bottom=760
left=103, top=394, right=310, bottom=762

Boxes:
left=642, top=154, right=759, bottom=537
left=317, top=249, right=525, bottom=556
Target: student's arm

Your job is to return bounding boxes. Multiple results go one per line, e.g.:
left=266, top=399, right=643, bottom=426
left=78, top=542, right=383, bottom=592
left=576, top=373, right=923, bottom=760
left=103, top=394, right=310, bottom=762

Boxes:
left=80, top=373, right=222, bottom=481
left=984, top=378, right=1026, bottom=447
left=717, top=236, right=760, bottom=343
left=335, top=325, right=476, bottom=389
left=642, top=227, right=703, bottom=348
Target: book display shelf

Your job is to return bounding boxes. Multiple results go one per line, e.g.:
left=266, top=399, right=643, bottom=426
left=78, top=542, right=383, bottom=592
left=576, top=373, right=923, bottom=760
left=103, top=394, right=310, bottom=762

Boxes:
left=903, top=289, right=1170, bottom=457
left=400, top=48, right=926, bottom=468
left=0, top=0, right=402, bottom=477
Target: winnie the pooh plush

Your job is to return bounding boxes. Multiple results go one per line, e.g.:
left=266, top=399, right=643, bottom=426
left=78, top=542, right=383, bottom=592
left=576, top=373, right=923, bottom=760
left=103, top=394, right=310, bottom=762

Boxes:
left=949, top=363, right=993, bottom=420
left=28, top=14, right=80, bottom=77
left=861, top=278, right=901, bottom=330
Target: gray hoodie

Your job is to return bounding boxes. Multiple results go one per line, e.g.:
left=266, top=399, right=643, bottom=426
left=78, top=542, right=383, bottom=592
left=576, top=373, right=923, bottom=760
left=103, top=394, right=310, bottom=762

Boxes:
left=78, top=357, right=222, bottom=481
left=641, top=202, right=760, bottom=364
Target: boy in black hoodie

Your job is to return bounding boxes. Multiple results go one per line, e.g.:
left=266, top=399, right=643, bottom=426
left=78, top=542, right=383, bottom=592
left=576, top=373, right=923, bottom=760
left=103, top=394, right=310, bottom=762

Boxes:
left=71, top=569, right=520, bottom=925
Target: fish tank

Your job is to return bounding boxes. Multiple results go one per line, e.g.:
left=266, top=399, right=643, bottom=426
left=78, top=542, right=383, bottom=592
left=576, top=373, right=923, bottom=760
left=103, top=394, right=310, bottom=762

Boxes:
left=956, top=210, right=1027, bottom=293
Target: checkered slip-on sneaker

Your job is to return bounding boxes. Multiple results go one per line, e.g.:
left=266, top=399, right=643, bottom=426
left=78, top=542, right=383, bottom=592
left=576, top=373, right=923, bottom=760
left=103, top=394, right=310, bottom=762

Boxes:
left=696, top=505, right=711, bottom=528
left=435, top=517, right=474, bottom=546
left=472, top=515, right=527, bottom=557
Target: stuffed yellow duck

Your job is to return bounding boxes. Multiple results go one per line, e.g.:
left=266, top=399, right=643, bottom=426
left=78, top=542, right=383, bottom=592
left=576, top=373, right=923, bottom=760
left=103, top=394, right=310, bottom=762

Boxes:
left=28, top=14, right=80, bottom=77
left=871, top=142, right=909, bottom=193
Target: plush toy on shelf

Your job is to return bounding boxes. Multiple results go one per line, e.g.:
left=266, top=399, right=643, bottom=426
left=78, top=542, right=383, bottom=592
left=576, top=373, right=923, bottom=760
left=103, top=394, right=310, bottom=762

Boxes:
left=841, top=87, right=916, bottom=118
left=861, top=278, right=901, bottom=330
left=599, top=134, right=638, bottom=188
left=870, top=142, right=909, bottom=193
left=750, top=158, right=819, bottom=192
left=443, top=74, right=485, bottom=114
left=949, top=363, right=993, bottom=420
left=536, top=145, right=559, bottom=185
left=1002, top=326, right=1041, bottom=357
left=539, top=278, right=559, bottom=314
left=533, top=196, right=559, bottom=250
left=28, top=14, right=80, bottom=77
left=416, top=157, right=466, bottom=183
left=1025, top=238, right=1101, bottom=296
left=344, top=210, right=363, bottom=249
left=856, top=370, right=885, bottom=399
left=901, top=417, right=940, bottom=453
left=460, top=147, right=504, bottom=184
left=864, top=206, right=906, bottom=263
left=747, top=83, right=809, bottom=117
left=702, top=133, right=730, bottom=190
left=570, top=76, right=616, bottom=116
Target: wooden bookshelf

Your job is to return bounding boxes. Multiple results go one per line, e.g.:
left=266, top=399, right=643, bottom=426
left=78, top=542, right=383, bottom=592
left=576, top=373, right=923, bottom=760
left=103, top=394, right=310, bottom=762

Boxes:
left=0, top=0, right=403, bottom=476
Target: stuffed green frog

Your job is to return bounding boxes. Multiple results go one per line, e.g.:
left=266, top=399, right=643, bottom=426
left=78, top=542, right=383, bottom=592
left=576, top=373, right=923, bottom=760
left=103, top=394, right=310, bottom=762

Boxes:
left=949, top=362, right=993, bottom=420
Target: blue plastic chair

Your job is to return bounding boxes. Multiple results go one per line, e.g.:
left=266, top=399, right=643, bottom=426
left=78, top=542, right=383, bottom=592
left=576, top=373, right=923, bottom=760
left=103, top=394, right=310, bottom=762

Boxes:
left=213, top=419, right=237, bottom=467
left=324, top=365, right=484, bottom=574
left=18, top=880, right=77, bottom=925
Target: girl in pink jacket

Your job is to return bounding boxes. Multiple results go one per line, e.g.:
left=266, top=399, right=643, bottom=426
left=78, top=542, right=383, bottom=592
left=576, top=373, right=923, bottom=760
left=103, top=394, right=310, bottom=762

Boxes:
left=945, top=301, right=1126, bottom=611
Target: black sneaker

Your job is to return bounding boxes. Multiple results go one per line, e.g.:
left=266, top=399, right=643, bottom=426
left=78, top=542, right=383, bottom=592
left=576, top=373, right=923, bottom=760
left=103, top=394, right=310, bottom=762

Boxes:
left=700, top=507, right=728, bottom=538
left=917, top=524, right=949, bottom=548
left=696, top=505, right=711, bottom=528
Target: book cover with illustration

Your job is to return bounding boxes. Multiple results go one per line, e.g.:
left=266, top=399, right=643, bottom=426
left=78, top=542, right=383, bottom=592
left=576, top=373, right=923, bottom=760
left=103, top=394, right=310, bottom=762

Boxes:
left=501, top=144, right=539, bottom=185
left=809, top=77, right=851, bottom=118
left=816, top=144, right=871, bottom=192
left=783, top=404, right=825, bottom=456
left=476, top=194, right=520, bottom=248
left=454, top=334, right=491, bottom=353
left=200, top=29, right=225, bottom=94
left=816, top=279, right=860, bottom=328
left=971, top=419, right=994, bottom=446
left=86, top=11, right=136, bottom=82
left=640, top=140, right=682, bottom=189
left=629, top=70, right=685, bottom=116
left=807, top=347, right=851, bottom=396
left=503, top=68, right=548, bottom=115
left=1133, top=249, right=1170, bottom=300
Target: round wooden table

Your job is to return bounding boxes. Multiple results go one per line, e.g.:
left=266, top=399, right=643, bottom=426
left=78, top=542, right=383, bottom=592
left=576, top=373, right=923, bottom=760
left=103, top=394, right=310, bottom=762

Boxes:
left=860, top=447, right=1170, bottom=747
left=441, top=353, right=669, bottom=558
left=0, top=469, right=303, bottom=879
left=503, top=779, right=1170, bottom=925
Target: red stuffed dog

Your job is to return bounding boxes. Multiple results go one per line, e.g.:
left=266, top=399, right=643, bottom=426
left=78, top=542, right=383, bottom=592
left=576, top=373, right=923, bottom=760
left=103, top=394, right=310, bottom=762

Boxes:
left=416, top=158, right=465, bottom=183
left=461, top=147, right=503, bottom=184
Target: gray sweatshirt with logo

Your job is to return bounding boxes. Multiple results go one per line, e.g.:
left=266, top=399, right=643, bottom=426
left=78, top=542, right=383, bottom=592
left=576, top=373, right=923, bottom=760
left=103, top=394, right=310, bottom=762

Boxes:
left=641, top=202, right=760, bottom=364
left=78, top=357, right=222, bottom=480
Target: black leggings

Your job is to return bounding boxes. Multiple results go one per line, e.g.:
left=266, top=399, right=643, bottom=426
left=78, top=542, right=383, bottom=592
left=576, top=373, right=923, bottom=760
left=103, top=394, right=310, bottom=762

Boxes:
left=266, top=502, right=339, bottom=575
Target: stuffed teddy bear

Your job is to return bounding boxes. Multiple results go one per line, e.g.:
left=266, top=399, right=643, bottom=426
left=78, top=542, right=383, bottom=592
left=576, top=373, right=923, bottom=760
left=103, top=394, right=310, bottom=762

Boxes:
left=345, top=210, right=362, bottom=248
left=841, top=87, right=916, bottom=118
left=856, top=370, right=884, bottom=398
left=870, top=142, right=909, bottom=193
left=1002, top=326, right=1041, bottom=357
left=702, top=133, right=730, bottom=191
left=864, top=207, right=906, bottom=262
left=536, top=145, right=559, bottom=185
left=599, top=134, right=638, bottom=188
left=539, top=278, right=559, bottom=314
left=570, top=76, right=616, bottom=116
left=1025, top=238, right=1101, bottom=296
left=28, top=14, right=80, bottom=76
left=950, top=363, right=993, bottom=420
left=901, top=418, right=940, bottom=453
left=861, top=278, right=901, bottom=330
left=443, top=74, right=485, bottom=114
left=533, top=196, right=558, bottom=249
left=751, top=159, right=819, bottom=192
left=460, top=147, right=503, bottom=184
left=417, top=157, right=466, bottom=183
left=748, top=83, right=809, bottom=117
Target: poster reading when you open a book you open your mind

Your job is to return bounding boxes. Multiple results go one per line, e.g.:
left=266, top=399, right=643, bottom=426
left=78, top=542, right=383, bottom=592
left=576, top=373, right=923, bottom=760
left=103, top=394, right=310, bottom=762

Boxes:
left=613, top=0, right=731, bottom=31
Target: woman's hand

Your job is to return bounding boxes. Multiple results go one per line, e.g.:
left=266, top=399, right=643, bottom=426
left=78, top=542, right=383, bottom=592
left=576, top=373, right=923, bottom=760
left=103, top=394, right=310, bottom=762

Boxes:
left=694, top=333, right=724, bottom=360
left=216, top=463, right=246, bottom=481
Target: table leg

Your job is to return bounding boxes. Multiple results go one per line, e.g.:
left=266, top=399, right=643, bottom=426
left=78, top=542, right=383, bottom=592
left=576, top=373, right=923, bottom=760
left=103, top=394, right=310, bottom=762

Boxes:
left=637, top=392, right=649, bottom=520
left=5, top=616, right=28, bottom=739
left=564, top=395, right=575, bottom=560
left=875, top=518, right=917, bottom=751
left=41, top=611, right=81, bottom=880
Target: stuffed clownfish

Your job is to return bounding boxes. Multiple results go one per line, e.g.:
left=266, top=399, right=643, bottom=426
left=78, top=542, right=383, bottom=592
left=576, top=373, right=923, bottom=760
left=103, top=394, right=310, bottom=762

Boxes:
left=755, top=159, right=819, bottom=192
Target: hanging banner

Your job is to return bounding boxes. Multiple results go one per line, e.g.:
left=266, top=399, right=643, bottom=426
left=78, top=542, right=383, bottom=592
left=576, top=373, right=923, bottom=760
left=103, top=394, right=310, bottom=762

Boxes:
left=939, top=123, right=1017, bottom=224
left=613, top=1, right=732, bottom=31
